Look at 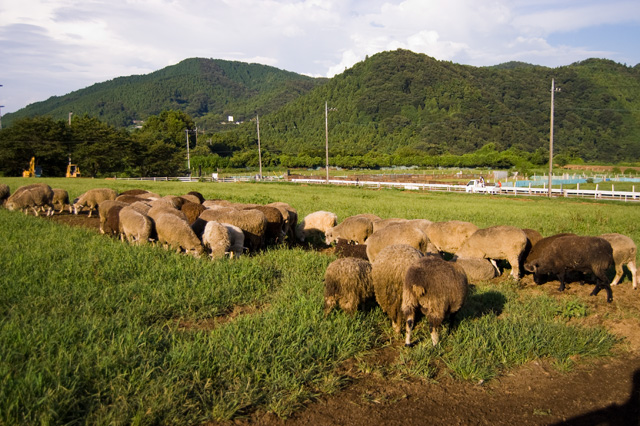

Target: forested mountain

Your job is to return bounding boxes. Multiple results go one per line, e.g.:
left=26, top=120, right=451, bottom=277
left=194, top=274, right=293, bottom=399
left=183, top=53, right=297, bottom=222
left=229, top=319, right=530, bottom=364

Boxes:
left=3, top=58, right=325, bottom=129
left=212, top=50, right=640, bottom=164
left=3, top=49, right=640, bottom=171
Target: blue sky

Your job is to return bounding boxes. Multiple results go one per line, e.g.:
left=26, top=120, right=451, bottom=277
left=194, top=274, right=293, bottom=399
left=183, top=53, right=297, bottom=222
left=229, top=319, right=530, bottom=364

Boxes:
left=1, top=0, right=639, bottom=114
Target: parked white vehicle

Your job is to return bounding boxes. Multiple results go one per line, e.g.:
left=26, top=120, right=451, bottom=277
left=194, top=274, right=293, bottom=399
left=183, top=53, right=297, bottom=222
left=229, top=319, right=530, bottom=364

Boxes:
left=466, top=179, right=499, bottom=194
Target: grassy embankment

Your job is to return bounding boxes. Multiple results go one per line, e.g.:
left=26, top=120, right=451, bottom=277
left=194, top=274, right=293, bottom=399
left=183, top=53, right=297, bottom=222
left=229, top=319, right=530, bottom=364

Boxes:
left=0, top=177, right=636, bottom=424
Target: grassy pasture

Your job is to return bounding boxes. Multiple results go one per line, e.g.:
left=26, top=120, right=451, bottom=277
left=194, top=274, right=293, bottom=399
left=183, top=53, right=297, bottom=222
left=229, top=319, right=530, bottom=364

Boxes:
left=0, top=177, right=637, bottom=424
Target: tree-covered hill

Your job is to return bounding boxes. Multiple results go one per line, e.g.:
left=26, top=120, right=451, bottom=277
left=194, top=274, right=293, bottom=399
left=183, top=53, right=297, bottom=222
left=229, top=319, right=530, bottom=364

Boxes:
left=3, top=58, right=326, bottom=129
left=215, top=50, right=640, bottom=164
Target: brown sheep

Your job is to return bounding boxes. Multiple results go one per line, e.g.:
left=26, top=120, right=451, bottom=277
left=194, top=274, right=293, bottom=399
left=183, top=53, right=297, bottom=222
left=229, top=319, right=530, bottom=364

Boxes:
left=335, top=239, right=368, bottom=261
left=323, top=257, right=373, bottom=315
left=181, top=201, right=206, bottom=225
left=371, top=244, right=423, bottom=333
left=402, top=255, right=469, bottom=346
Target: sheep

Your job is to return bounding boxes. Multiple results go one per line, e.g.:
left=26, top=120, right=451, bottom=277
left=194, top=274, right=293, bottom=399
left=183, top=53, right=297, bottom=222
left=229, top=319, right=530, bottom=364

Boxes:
left=243, top=205, right=285, bottom=245
left=323, top=257, right=373, bottom=315
left=407, top=218, right=433, bottom=236
left=118, top=206, right=153, bottom=245
left=353, top=213, right=382, bottom=222
left=147, top=203, right=187, bottom=223
left=523, top=233, right=576, bottom=272
left=198, top=208, right=267, bottom=252
left=335, top=238, right=369, bottom=261
left=5, top=184, right=54, bottom=216
left=451, top=257, right=498, bottom=282
left=104, top=204, right=125, bottom=237
left=365, top=222, right=431, bottom=263
left=119, top=189, right=149, bottom=197
left=180, top=200, right=206, bottom=225
left=325, top=215, right=373, bottom=245
left=128, top=200, right=152, bottom=216
left=523, top=235, right=614, bottom=302
left=455, top=225, right=528, bottom=279
left=295, top=211, right=338, bottom=244
left=50, top=188, right=71, bottom=214
left=224, top=223, right=247, bottom=257
left=521, top=228, right=544, bottom=263
left=402, top=255, right=469, bottom=346
left=372, top=218, right=408, bottom=233
left=155, top=213, right=205, bottom=257
left=186, top=191, right=205, bottom=203
left=202, top=220, right=231, bottom=259
left=371, top=244, right=424, bottom=333
left=180, top=194, right=202, bottom=205
left=162, top=195, right=185, bottom=209
left=599, top=233, right=637, bottom=289
left=202, top=199, right=234, bottom=209
left=73, top=188, right=118, bottom=217
left=0, top=183, right=10, bottom=205
left=116, top=194, right=150, bottom=204
left=98, top=200, right=128, bottom=234
left=424, top=220, right=478, bottom=255
left=266, top=202, right=298, bottom=244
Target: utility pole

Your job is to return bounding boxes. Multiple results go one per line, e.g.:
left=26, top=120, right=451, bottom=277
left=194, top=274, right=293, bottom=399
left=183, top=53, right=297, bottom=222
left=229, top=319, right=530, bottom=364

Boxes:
left=324, top=101, right=337, bottom=183
left=256, top=114, right=263, bottom=180
left=186, top=129, right=191, bottom=172
left=0, top=84, right=3, bottom=130
left=548, top=79, right=561, bottom=198
left=68, top=112, right=73, bottom=126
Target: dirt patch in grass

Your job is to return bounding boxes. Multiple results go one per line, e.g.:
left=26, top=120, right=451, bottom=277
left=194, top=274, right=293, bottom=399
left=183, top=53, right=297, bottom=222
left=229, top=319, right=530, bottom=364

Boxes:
left=47, top=211, right=640, bottom=425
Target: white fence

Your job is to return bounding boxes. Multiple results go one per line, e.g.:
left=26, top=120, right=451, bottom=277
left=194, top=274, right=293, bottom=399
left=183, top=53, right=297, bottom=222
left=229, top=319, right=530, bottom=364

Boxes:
left=289, top=178, right=640, bottom=202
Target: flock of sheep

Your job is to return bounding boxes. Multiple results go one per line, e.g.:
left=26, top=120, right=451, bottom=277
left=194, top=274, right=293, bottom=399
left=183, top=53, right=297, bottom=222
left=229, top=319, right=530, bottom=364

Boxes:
left=1, top=181, right=637, bottom=347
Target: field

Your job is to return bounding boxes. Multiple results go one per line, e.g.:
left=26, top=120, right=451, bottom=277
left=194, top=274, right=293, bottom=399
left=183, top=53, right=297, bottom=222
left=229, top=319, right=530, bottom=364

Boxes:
left=1, top=177, right=640, bottom=425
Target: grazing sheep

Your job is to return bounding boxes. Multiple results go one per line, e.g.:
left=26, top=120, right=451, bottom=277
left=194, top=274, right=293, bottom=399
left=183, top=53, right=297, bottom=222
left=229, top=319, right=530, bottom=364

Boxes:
left=104, top=204, right=125, bottom=237
left=455, top=225, right=528, bottom=279
left=353, top=213, right=382, bottom=222
left=180, top=194, right=202, bottom=205
left=371, top=244, right=424, bottom=333
left=97, top=200, right=128, bottom=234
left=202, top=220, right=231, bottom=259
left=325, top=215, right=373, bottom=245
left=335, top=238, right=369, bottom=261
left=0, top=183, right=9, bottom=205
left=155, top=213, right=205, bottom=257
left=198, top=208, right=267, bottom=252
left=128, top=200, right=152, bottom=216
left=243, top=205, right=285, bottom=245
left=202, top=199, right=234, bottom=209
left=599, top=233, right=637, bottom=289
left=181, top=201, right=206, bottom=225
left=73, top=188, right=118, bottom=217
left=522, top=228, right=544, bottom=263
left=323, top=257, right=373, bottom=315
left=116, top=194, right=150, bottom=204
left=524, top=233, right=576, bottom=270
left=147, top=204, right=187, bottom=223
left=51, top=188, right=71, bottom=214
left=224, top=223, right=247, bottom=257
left=118, top=206, right=153, bottom=245
left=402, top=255, right=469, bottom=346
left=372, top=218, right=408, bottom=233
left=424, top=220, right=478, bottom=255
left=523, top=235, right=614, bottom=302
left=452, top=257, right=498, bottom=282
left=118, top=189, right=149, bottom=197
left=407, top=219, right=433, bottom=236
left=5, top=184, right=54, bottom=216
left=365, top=222, right=431, bottom=263
left=162, top=195, right=185, bottom=209
left=296, top=211, right=338, bottom=244
left=266, top=202, right=298, bottom=243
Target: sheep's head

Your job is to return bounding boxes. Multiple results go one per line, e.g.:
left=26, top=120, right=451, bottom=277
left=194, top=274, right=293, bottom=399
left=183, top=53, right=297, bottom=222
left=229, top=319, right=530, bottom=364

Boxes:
left=325, top=228, right=336, bottom=245
left=523, top=261, right=538, bottom=274
left=5, top=200, right=17, bottom=211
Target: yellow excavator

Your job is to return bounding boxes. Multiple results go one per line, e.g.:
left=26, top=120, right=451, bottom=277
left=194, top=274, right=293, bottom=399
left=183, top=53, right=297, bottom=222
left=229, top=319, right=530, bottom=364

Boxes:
left=66, top=162, right=81, bottom=178
left=22, top=157, right=42, bottom=177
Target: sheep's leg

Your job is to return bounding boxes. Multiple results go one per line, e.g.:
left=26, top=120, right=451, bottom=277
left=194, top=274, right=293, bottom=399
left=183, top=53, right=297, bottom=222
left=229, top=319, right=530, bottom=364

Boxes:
left=628, top=261, right=638, bottom=290
left=32, top=206, right=39, bottom=216
left=558, top=271, right=567, bottom=292
left=404, top=316, right=414, bottom=347
left=430, top=327, right=440, bottom=346
left=489, top=259, right=501, bottom=276
left=610, top=263, right=624, bottom=286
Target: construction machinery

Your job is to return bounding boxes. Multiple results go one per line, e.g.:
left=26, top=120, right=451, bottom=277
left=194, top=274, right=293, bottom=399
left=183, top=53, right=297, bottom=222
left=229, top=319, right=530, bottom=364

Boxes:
left=66, top=162, right=81, bottom=178
left=22, top=157, right=42, bottom=177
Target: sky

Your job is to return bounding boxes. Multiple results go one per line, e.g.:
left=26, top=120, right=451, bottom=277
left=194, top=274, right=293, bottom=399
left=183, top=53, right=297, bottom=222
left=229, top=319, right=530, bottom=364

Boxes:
left=1, top=0, right=639, bottom=114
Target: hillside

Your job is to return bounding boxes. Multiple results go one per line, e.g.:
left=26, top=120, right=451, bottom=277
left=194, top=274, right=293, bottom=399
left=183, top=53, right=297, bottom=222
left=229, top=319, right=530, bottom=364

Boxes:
left=3, top=58, right=326, bottom=128
left=217, top=50, right=640, bottom=163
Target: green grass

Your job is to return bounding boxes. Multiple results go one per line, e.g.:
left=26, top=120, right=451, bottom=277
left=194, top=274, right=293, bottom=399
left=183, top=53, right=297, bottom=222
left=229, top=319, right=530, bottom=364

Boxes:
left=0, top=177, right=637, bottom=424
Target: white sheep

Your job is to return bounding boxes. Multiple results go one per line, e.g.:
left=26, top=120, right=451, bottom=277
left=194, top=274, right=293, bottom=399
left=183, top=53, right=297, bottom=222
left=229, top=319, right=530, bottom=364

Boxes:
left=325, top=215, right=374, bottom=245
left=202, top=220, right=231, bottom=259
left=372, top=218, right=408, bottom=233
left=223, top=223, right=246, bottom=257
left=296, top=210, right=338, bottom=244
left=365, top=222, right=432, bottom=263
left=599, top=233, right=637, bottom=289
left=5, top=184, right=54, bottom=216
left=455, top=225, right=528, bottom=279
left=118, top=206, right=153, bottom=245
left=73, top=188, right=118, bottom=217
left=155, top=213, right=205, bottom=257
